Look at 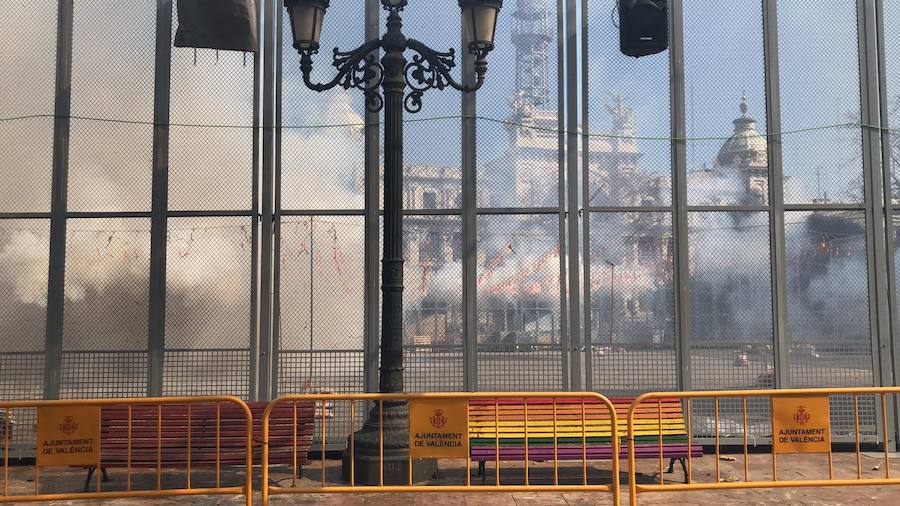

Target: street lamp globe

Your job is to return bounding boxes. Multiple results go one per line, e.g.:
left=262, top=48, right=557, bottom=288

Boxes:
left=460, top=0, right=502, bottom=54
left=284, top=0, right=329, bottom=51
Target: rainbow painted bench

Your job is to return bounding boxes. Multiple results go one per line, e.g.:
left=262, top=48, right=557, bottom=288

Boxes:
left=468, top=397, right=702, bottom=483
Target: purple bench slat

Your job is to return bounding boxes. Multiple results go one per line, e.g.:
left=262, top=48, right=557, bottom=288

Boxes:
left=471, top=444, right=703, bottom=461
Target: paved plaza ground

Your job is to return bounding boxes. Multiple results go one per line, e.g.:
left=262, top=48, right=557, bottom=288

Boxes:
left=6, top=451, right=900, bottom=504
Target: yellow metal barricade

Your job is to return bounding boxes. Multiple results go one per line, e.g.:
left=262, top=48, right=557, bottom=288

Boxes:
left=627, top=387, right=900, bottom=505
left=261, top=392, right=620, bottom=505
left=0, top=396, right=252, bottom=504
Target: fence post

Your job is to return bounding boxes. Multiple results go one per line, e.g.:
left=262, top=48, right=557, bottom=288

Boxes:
left=147, top=0, right=174, bottom=398
left=858, top=0, right=896, bottom=448
left=578, top=0, right=591, bottom=392
left=565, top=0, right=582, bottom=391
left=873, top=0, right=900, bottom=450
left=762, top=0, right=791, bottom=390
left=363, top=0, right=381, bottom=394
left=668, top=0, right=691, bottom=393
left=258, top=0, right=277, bottom=401
left=43, top=0, right=75, bottom=401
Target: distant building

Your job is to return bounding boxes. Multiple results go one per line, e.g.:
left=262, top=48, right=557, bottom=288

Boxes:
left=396, top=0, right=806, bottom=346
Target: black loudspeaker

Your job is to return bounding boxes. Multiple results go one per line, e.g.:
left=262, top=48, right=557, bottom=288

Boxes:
left=619, top=0, right=668, bottom=58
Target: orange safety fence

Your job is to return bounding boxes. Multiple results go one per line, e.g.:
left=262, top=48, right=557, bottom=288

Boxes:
left=261, top=392, right=621, bottom=506
left=627, top=387, right=900, bottom=505
left=0, top=396, right=252, bottom=504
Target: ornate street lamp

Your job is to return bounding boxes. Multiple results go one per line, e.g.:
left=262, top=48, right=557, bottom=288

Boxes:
left=284, top=0, right=502, bottom=485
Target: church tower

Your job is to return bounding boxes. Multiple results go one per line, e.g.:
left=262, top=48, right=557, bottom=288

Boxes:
left=512, top=0, right=552, bottom=109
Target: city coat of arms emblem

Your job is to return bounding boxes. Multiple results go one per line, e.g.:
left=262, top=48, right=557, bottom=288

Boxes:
left=793, top=406, right=811, bottom=425
left=58, top=416, right=79, bottom=435
left=429, top=409, right=447, bottom=429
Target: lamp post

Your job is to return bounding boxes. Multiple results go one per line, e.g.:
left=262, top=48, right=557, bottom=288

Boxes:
left=284, top=0, right=502, bottom=485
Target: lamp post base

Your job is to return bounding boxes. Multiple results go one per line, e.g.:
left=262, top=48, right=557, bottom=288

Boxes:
left=340, top=401, right=438, bottom=485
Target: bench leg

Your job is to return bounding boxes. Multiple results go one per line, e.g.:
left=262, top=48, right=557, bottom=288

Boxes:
left=83, top=467, right=95, bottom=493
left=477, top=460, right=485, bottom=478
left=101, top=467, right=109, bottom=483
left=679, top=457, right=689, bottom=484
left=666, top=457, right=676, bottom=474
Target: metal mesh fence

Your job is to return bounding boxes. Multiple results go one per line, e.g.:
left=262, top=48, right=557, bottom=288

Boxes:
left=277, top=350, right=365, bottom=448
left=68, top=0, right=156, bottom=213
left=162, top=349, right=252, bottom=398
left=400, top=216, right=463, bottom=346
left=784, top=211, right=872, bottom=387
left=62, top=219, right=151, bottom=352
left=164, top=218, right=253, bottom=396
left=0, top=117, right=53, bottom=214
left=683, top=0, right=768, bottom=207
left=585, top=0, right=671, bottom=208
left=168, top=0, right=255, bottom=212
left=67, top=120, right=154, bottom=212
left=404, top=345, right=464, bottom=392
left=689, top=212, right=774, bottom=390
left=0, top=221, right=49, bottom=354
left=588, top=212, right=675, bottom=393
left=60, top=219, right=150, bottom=398
left=0, top=221, right=48, bottom=454
left=280, top=1, right=366, bottom=211
left=374, top=216, right=465, bottom=392
left=60, top=351, right=148, bottom=399
left=395, top=1, right=461, bottom=211
left=777, top=0, right=863, bottom=205
left=476, top=214, right=563, bottom=390
left=476, top=0, right=560, bottom=209
left=279, top=216, right=365, bottom=352
left=0, top=0, right=57, bottom=119
left=278, top=216, right=366, bottom=434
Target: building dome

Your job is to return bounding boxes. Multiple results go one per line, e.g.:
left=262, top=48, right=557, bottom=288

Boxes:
left=715, top=96, right=768, bottom=169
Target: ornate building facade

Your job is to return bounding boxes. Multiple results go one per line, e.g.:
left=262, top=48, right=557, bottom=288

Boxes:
left=398, top=0, right=778, bottom=346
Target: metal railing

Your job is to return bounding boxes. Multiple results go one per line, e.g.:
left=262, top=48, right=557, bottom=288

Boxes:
left=627, top=387, right=900, bottom=505
left=0, top=396, right=252, bottom=504
left=261, top=392, right=621, bottom=505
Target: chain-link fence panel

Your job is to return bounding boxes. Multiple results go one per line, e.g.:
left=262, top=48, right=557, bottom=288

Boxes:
left=689, top=212, right=773, bottom=391
left=387, top=1, right=461, bottom=211
left=477, top=0, right=560, bottom=209
left=0, top=220, right=49, bottom=452
left=280, top=2, right=366, bottom=211
left=0, top=117, right=54, bottom=214
left=0, top=0, right=55, bottom=216
left=683, top=0, right=768, bottom=207
left=476, top=214, right=563, bottom=390
left=61, top=218, right=151, bottom=398
left=376, top=216, right=465, bottom=391
left=585, top=0, right=671, bottom=208
left=67, top=0, right=156, bottom=213
left=163, top=217, right=253, bottom=397
left=785, top=210, right=873, bottom=389
left=280, top=216, right=365, bottom=352
left=169, top=0, right=255, bottom=212
left=588, top=212, right=675, bottom=394
left=278, top=350, right=365, bottom=450
left=778, top=1, right=863, bottom=205
left=277, top=215, right=366, bottom=445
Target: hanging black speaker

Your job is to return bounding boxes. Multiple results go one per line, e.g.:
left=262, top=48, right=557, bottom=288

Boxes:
left=619, top=0, right=668, bottom=58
